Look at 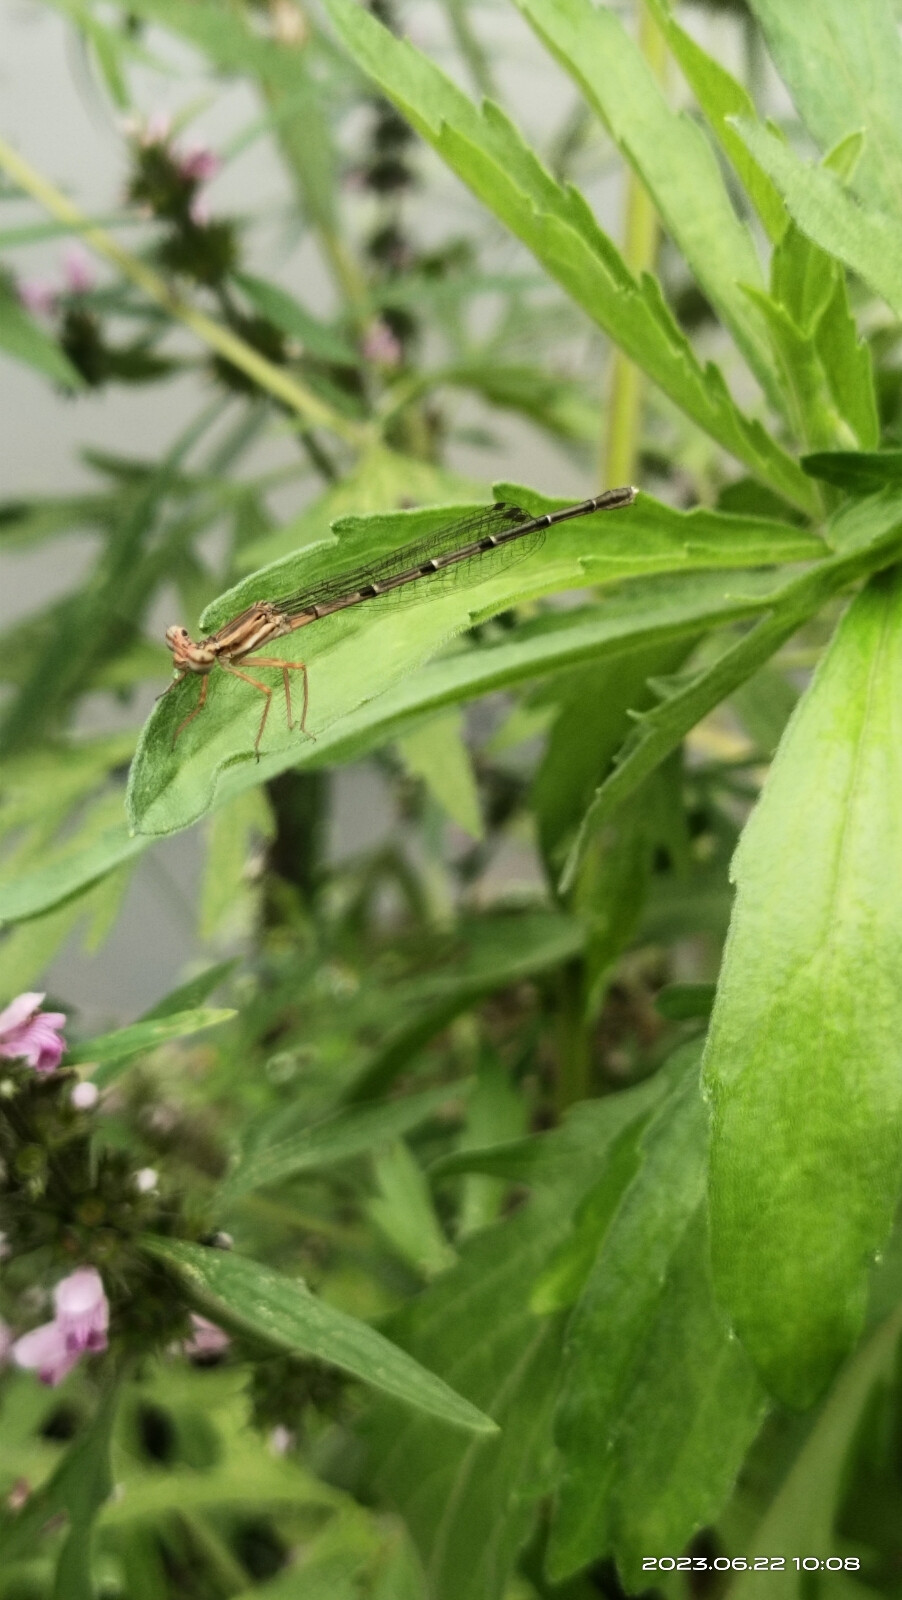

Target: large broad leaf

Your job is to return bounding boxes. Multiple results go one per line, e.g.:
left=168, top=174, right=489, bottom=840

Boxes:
left=511, top=0, right=781, bottom=412
left=128, top=488, right=820, bottom=834
left=735, top=120, right=902, bottom=324
left=560, top=490, right=902, bottom=891
left=548, top=1056, right=765, bottom=1582
left=141, top=1239, right=497, bottom=1435
left=705, top=567, right=902, bottom=1407
left=360, top=1080, right=667, bottom=1600
left=747, top=0, right=902, bottom=226
left=321, top=0, right=813, bottom=510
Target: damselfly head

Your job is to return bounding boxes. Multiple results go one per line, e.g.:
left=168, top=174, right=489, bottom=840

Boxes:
left=165, top=625, right=192, bottom=660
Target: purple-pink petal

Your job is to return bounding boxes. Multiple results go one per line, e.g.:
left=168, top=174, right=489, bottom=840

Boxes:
left=184, top=1314, right=230, bottom=1357
left=0, top=993, right=67, bottom=1074
left=0, top=992, right=45, bottom=1035
left=18, top=281, right=57, bottom=317
left=178, top=145, right=220, bottom=183
left=53, top=1267, right=109, bottom=1354
left=61, top=244, right=95, bottom=295
left=12, top=1322, right=81, bottom=1387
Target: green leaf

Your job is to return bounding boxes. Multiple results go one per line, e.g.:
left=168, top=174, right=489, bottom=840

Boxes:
left=560, top=490, right=902, bottom=892
left=747, top=0, right=902, bottom=224
left=321, top=0, right=814, bottom=509
left=734, top=119, right=902, bottom=324
left=548, top=1056, right=765, bottom=1581
left=367, top=1140, right=458, bottom=1279
left=0, top=820, right=146, bottom=927
left=69, top=1007, right=236, bottom=1084
left=128, top=489, right=823, bottom=836
left=643, top=0, right=786, bottom=241
left=511, top=0, right=781, bottom=411
left=140, top=1238, right=498, bottom=1434
left=397, top=709, right=483, bottom=839
left=803, top=450, right=902, bottom=493
left=0, top=1374, right=120, bottom=1583
left=0, top=277, right=81, bottom=388
left=139, top=960, right=237, bottom=1021
left=221, top=1082, right=470, bottom=1201
left=345, top=911, right=585, bottom=1103
left=233, top=272, right=357, bottom=364
left=361, top=1082, right=666, bottom=1600
left=728, top=1308, right=902, bottom=1593
left=199, top=787, right=272, bottom=944
left=236, top=446, right=479, bottom=573
left=705, top=568, right=902, bottom=1406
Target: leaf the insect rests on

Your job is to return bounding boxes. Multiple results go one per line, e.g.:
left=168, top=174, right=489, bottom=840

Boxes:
left=128, top=488, right=821, bottom=837
left=140, top=1237, right=498, bottom=1435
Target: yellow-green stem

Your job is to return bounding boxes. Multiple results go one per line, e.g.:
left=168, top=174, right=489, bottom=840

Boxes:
left=602, top=6, right=667, bottom=486
left=0, top=136, right=368, bottom=447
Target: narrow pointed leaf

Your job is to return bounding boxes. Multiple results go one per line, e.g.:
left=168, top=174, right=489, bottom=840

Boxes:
left=322, top=0, right=813, bottom=508
left=141, top=1238, right=498, bottom=1434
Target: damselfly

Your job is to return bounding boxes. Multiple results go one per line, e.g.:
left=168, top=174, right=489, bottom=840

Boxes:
left=162, top=485, right=637, bottom=755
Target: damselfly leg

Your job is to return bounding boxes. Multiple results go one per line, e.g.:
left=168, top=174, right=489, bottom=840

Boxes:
left=218, top=657, right=310, bottom=758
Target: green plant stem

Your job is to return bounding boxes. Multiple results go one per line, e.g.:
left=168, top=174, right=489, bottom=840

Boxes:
left=602, top=5, right=667, bottom=486
left=555, top=958, right=592, bottom=1113
left=0, top=136, right=368, bottom=447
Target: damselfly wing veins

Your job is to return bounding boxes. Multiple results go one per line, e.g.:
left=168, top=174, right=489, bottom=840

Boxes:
left=162, top=486, right=638, bottom=756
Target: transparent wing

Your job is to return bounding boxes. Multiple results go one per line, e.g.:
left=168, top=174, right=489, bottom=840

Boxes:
left=278, top=502, right=543, bottom=616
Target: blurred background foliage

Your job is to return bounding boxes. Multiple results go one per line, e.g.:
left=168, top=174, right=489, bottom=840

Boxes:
left=4, top=0, right=902, bottom=1596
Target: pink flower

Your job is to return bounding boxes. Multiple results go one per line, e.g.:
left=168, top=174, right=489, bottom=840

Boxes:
left=0, top=993, right=67, bottom=1075
left=362, top=319, right=402, bottom=369
left=61, top=244, right=94, bottom=295
left=12, top=1267, right=109, bottom=1386
left=142, top=110, right=172, bottom=146
left=188, top=192, right=211, bottom=228
left=54, top=1268, right=109, bottom=1353
left=18, top=279, right=56, bottom=317
left=178, top=144, right=220, bottom=184
left=12, top=1321, right=82, bottom=1386
left=0, top=1321, right=12, bottom=1366
left=184, top=1314, right=230, bottom=1358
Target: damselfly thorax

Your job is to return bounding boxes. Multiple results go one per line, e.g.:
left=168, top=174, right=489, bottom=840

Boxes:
left=161, top=487, right=637, bottom=757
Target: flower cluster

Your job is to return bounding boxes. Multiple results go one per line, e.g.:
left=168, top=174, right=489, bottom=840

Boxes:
left=0, top=993, right=228, bottom=1385
left=125, top=115, right=236, bottom=287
